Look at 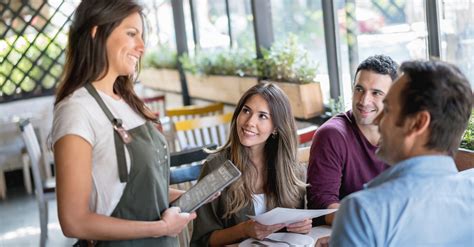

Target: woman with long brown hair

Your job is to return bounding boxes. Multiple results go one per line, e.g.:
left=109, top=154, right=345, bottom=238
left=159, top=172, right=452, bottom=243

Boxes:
left=52, top=1, right=194, bottom=246
left=191, top=83, right=311, bottom=246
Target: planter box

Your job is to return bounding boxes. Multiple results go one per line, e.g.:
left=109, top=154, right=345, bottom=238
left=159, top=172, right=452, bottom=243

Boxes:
left=139, top=68, right=182, bottom=93
left=186, top=73, right=259, bottom=104
left=265, top=80, right=324, bottom=119
left=455, top=148, right=474, bottom=171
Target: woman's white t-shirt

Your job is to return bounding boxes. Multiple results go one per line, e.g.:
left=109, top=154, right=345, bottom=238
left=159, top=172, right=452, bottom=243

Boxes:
left=52, top=87, right=145, bottom=216
left=252, top=193, right=266, bottom=216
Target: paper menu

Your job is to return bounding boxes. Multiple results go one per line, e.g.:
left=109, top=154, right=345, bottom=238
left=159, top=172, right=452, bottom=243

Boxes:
left=248, top=207, right=337, bottom=225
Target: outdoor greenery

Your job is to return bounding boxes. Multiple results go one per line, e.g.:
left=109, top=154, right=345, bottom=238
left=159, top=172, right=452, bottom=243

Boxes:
left=327, top=96, right=346, bottom=116
left=178, top=35, right=319, bottom=84
left=258, top=35, right=319, bottom=84
left=0, top=34, right=64, bottom=95
left=142, top=46, right=178, bottom=69
left=460, top=110, right=474, bottom=150
left=179, top=48, right=258, bottom=77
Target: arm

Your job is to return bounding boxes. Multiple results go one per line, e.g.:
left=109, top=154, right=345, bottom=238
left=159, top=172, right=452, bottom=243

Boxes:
left=55, top=135, right=195, bottom=240
left=324, top=203, right=340, bottom=225
left=307, top=127, right=346, bottom=212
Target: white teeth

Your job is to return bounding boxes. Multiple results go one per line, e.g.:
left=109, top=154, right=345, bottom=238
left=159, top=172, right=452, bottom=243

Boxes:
left=243, top=129, right=256, bottom=136
left=128, top=55, right=138, bottom=64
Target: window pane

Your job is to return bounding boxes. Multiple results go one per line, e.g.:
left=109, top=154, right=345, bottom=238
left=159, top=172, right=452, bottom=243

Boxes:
left=195, top=0, right=230, bottom=50
left=143, top=0, right=177, bottom=50
left=440, top=0, right=474, bottom=88
left=229, top=0, right=255, bottom=51
left=340, top=0, right=428, bottom=106
left=272, top=0, right=330, bottom=104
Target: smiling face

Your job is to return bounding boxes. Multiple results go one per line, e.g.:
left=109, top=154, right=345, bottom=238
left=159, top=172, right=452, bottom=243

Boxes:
left=352, top=69, right=393, bottom=127
left=106, top=12, right=144, bottom=77
left=236, top=94, right=275, bottom=152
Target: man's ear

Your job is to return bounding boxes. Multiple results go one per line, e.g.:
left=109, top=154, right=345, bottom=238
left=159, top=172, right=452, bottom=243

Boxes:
left=405, top=111, right=430, bottom=137
left=91, top=26, right=98, bottom=39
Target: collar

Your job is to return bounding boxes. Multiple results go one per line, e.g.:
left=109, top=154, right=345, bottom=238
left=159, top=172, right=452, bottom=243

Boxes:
left=365, top=155, right=458, bottom=189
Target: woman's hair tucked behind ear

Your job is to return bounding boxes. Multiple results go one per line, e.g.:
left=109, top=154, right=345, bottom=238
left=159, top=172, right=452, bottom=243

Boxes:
left=216, top=83, right=307, bottom=218
left=55, top=0, right=156, bottom=122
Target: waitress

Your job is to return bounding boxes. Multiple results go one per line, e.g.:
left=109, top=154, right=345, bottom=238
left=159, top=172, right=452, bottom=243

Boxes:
left=52, top=0, right=194, bottom=246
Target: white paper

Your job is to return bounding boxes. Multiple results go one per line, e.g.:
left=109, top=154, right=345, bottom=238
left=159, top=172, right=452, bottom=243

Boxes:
left=249, top=207, right=337, bottom=225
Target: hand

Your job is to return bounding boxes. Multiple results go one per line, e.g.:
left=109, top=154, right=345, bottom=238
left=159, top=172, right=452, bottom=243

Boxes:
left=161, top=207, right=196, bottom=237
left=205, top=191, right=221, bottom=204
left=286, top=218, right=312, bottom=234
left=242, top=220, right=285, bottom=240
left=315, top=236, right=330, bottom=247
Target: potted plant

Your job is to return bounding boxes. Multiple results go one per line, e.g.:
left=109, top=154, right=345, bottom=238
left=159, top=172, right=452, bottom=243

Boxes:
left=139, top=46, right=181, bottom=93
left=179, top=49, right=259, bottom=104
left=259, top=35, right=324, bottom=119
left=456, top=110, right=474, bottom=171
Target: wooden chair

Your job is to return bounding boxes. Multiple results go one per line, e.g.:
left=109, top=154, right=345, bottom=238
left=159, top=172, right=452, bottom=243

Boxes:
left=173, top=113, right=233, bottom=151
left=165, top=102, right=224, bottom=152
left=18, top=119, right=55, bottom=247
left=169, top=144, right=216, bottom=247
left=142, top=94, right=166, bottom=118
left=166, top=102, right=224, bottom=121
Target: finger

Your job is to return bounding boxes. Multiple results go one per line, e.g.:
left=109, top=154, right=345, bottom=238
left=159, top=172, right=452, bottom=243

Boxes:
left=287, top=219, right=311, bottom=227
left=168, top=206, right=181, bottom=213
left=188, top=212, right=197, bottom=220
left=315, top=236, right=330, bottom=247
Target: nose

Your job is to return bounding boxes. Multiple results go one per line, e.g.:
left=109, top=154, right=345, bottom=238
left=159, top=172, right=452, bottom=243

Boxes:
left=136, top=37, right=145, bottom=55
left=244, top=113, right=257, bottom=127
left=359, top=92, right=372, bottom=105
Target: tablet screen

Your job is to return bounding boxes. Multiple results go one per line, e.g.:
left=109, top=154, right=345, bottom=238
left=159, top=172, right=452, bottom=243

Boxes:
left=171, top=159, right=241, bottom=213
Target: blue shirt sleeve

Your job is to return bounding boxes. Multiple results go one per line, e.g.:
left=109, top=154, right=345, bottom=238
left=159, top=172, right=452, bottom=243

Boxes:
left=330, top=195, right=376, bottom=247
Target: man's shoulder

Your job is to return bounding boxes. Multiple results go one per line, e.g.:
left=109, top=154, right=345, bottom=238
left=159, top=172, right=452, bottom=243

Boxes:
left=319, top=112, right=354, bottom=133
left=314, top=112, right=357, bottom=145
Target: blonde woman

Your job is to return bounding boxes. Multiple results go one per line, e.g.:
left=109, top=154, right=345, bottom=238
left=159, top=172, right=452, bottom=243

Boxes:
left=191, top=83, right=310, bottom=246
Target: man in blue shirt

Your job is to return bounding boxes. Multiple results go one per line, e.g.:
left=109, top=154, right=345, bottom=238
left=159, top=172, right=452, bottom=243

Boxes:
left=327, top=60, right=474, bottom=246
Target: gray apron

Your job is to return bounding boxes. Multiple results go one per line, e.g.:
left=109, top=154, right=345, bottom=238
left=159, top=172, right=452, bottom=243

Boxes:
left=84, top=84, right=178, bottom=247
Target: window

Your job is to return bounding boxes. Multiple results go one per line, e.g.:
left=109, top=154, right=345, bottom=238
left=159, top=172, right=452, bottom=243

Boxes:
left=272, top=0, right=330, bottom=103
left=0, top=0, right=77, bottom=102
left=440, top=0, right=474, bottom=88
left=228, top=0, right=255, bottom=51
left=339, top=0, right=428, bottom=106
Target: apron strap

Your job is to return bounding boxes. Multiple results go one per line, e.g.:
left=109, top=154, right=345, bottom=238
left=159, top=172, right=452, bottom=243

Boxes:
left=85, top=83, right=129, bottom=183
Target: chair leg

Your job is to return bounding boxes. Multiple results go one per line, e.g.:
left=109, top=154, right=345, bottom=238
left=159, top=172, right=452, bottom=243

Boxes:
left=39, top=201, right=48, bottom=247
left=0, top=170, right=6, bottom=200
left=22, top=153, right=32, bottom=194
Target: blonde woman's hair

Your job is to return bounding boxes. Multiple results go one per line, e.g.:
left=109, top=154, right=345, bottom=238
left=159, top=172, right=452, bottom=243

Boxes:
left=215, top=83, right=307, bottom=218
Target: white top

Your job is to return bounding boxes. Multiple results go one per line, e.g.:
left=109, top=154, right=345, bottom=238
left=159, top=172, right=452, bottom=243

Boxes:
left=52, top=87, right=145, bottom=216
left=252, top=193, right=266, bottom=216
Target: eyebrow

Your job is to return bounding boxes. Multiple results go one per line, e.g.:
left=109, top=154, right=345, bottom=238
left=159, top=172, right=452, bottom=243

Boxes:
left=125, top=26, right=142, bottom=33
left=355, top=84, right=386, bottom=94
left=373, top=89, right=386, bottom=94
left=243, top=105, right=270, bottom=115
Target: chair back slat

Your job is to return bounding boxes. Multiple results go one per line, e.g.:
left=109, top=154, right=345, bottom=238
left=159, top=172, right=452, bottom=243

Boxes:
left=173, top=113, right=232, bottom=151
left=165, top=103, right=225, bottom=152
left=166, top=102, right=224, bottom=118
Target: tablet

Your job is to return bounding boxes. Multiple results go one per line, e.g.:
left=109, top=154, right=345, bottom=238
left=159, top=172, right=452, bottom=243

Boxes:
left=171, top=159, right=241, bottom=213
